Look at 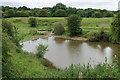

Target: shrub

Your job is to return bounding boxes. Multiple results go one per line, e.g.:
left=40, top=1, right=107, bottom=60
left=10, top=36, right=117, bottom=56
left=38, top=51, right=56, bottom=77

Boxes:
left=110, top=13, right=120, bottom=44
left=28, top=18, right=37, bottom=27
left=2, top=19, right=14, bottom=37
left=87, top=30, right=110, bottom=42
left=53, top=22, right=65, bottom=35
left=67, top=14, right=82, bottom=36
left=36, top=44, right=48, bottom=58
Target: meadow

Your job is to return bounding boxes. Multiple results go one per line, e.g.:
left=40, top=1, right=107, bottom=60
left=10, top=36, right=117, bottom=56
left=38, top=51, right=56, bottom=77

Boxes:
left=3, top=17, right=120, bottom=79
left=6, top=17, right=113, bottom=41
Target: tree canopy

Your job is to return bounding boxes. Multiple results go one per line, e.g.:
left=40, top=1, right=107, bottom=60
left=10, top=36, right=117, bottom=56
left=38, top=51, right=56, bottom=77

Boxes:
left=1, top=3, right=117, bottom=18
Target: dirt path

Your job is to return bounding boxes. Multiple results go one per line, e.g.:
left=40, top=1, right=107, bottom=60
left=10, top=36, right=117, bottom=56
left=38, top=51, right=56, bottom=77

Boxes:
left=34, top=30, right=88, bottom=41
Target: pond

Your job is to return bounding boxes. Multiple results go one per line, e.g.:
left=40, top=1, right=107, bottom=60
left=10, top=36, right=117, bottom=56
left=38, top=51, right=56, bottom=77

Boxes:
left=20, top=37, right=120, bottom=69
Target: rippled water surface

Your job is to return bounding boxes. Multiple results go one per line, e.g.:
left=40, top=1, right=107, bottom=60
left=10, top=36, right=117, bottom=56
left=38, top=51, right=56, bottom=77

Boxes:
left=20, top=37, right=120, bottom=69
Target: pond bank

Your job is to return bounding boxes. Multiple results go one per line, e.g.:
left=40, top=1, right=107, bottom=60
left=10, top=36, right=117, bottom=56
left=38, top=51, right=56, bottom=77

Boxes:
left=35, top=30, right=88, bottom=41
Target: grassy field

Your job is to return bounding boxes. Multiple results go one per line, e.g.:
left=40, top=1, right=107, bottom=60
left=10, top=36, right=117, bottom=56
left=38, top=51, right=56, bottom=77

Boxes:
left=6, top=17, right=113, bottom=38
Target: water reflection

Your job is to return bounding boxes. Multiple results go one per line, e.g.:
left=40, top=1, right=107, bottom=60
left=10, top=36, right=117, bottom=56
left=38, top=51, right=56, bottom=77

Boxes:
left=20, top=37, right=119, bottom=69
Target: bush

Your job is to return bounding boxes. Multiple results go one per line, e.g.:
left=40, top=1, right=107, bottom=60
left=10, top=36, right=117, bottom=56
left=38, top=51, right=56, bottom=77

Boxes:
left=36, top=44, right=48, bottom=58
left=87, top=30, right=110, bottom=42
left=110, top=13, right=120, bottom=44
left=2, top=19, right=14, bottom=37
left=28, top=18, right=37, bottom=27
left=67, top=14, right=82, bottom=36
left=53, top=22, right=65, bottom=35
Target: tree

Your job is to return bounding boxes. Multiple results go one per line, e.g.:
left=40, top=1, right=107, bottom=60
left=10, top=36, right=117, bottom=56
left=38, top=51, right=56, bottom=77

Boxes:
left=67, top=14, right=82, bottom=36
left=53, top=22, right=65, bottom=35
left=53, top=9, right=67, bottom=17
left=85, top=10, right=94, bottom=17
left=92, top=12, right=102, bottom=18
left=66, top=7, right=76, bottom=16
left=28, top=18, right=37, bottom=27
left=110, top=13, right=120, bottom=43
left=105, top=12, right=114, bottom=17
left=18, top=6, right=30, bottom=11
left=4, top=9, right=15, bottom=18
left=37, top=9, right=48, bottom=17
left=52, top=3, right=67, bottom=13
left=76, top=9, right=85, bottom=17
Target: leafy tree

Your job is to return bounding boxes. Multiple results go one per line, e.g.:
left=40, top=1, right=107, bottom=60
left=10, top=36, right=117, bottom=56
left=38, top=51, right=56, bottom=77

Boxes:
left=4, top=9, right=15, bottom=18
left=53, top=9, right=67, bottom=17
left=18, top=6, right=30, bottom=11
left=110, top=13, right=120, bottom=43
left=105, top=12, right=114, bottom=17
left=53, top=22, right=65, bottom=35
left=66, top=7, right=76, bottom=16
left=85, top=9, right=94, bottom=17
left=37, top=9, right=48, bottom=17
left=28, top=18, right=37, bottom=27
left=67, top=14, right=82, bottom=36
left=2, top=6, right=12, bottom=12
left=76, top=9, right=85, bottom=17
left=42, top=7, right=52, bottom=12
left=52, top=3, right=67, bottom=13
left=92, top=12, right=102, bottom=18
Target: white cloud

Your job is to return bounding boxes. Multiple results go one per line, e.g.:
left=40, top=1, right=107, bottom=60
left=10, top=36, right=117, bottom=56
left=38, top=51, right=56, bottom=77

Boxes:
left=1, top=0, right=120, bottom=10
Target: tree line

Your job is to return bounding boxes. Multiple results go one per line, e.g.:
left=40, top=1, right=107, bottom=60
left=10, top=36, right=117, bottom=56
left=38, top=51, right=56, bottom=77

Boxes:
left=1, top=3, right=119, bottom=18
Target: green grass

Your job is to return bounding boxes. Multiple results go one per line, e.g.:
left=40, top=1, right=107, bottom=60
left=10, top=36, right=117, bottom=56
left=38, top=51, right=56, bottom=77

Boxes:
left=6, top=17, right=113, bottom=40
left=8, top=50, right=120, bottom=78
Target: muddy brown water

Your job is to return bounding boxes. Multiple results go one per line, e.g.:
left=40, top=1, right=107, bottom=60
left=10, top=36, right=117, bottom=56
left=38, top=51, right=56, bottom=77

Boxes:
left=20, top=37, right=120, bottom=69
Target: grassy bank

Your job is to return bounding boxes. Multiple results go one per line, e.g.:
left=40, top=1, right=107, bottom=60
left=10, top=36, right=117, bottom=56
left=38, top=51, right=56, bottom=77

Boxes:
left=6, top=49, right=120, bottom=78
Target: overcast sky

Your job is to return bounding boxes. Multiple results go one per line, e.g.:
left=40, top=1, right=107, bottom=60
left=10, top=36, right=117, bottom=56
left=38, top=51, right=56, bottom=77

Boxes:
left=1, top=0, right=120, bottom=11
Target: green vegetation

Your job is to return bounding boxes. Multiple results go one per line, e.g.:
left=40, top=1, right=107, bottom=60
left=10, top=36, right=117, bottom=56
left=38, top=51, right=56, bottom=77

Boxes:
left=53, top=9, right=67, bottom=17
left=2, top=16, right=120, bottom=79
left=5, top=17, right=113, bottom=40
left=87, top=29, right=110, bottom=42
left=110, top=13, right=120, bottom=44
left=3, top=49, right=120, bottom=78
left=67, top=14, right=82, bottom=36
left=1, top=3, right=117, bottom=18
left=37, top=9, right=48, bottom=17
left=2, top=19, right=14, bottom=37
left=53, top=22, right=65, bottom=35
left=36, top=44, right=48, bottom=58
left=28, top=18, right=37, bottom=27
